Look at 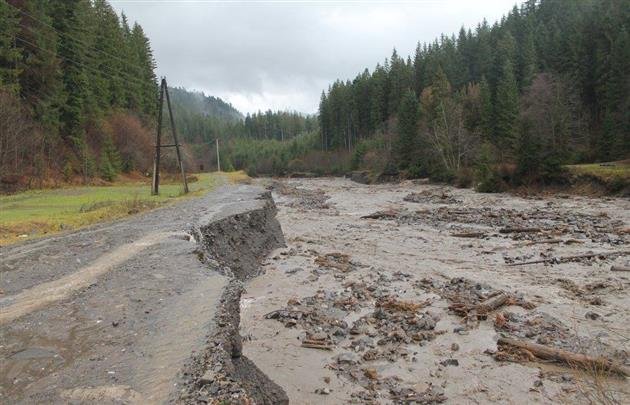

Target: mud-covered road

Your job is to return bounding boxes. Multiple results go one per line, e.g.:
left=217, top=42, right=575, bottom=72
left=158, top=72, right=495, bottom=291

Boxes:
left=242, top=178, right=630, bottom=404
left=0, top=184, right=286, bottom=404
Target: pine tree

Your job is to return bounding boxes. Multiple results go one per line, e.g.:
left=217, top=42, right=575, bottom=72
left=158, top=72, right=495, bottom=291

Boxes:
left=130, top=23, right=157, bottom=116
left=517, top=20, right=536, bottom=90
left=50, top=0, right=92, bottom=142
left=99, top=135, right=121, bottom=181
left=479, top=76, right=493, bottom=141
left=15, top=1, right=65, bottom=132
left=604, top=28, right=630, bottom=158
left=494, top=60, right=519, bottom=159
left=318, top=91, right=329, bottom=150
left=0, top=1, right=21, bottom=93
left=412, top=42, right=424, bottom=96
left=395, top=89, right=419, bottom=169
left=90, top=0, right=126, bottom=111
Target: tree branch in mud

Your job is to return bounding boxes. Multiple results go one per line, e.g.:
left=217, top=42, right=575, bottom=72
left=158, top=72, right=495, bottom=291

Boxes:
left=497, top=337, right=630, bottom=377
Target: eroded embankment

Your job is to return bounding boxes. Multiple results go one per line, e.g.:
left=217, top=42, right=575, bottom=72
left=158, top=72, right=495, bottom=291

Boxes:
left=176, top=191, right=288, bottom=404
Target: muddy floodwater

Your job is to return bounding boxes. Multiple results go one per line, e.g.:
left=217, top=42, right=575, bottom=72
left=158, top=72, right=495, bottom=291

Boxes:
left=241, top=177, right=630, bottom=404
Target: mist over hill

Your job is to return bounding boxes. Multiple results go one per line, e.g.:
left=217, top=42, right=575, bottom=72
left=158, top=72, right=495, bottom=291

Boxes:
left=168, top=87, right=243, bottom=123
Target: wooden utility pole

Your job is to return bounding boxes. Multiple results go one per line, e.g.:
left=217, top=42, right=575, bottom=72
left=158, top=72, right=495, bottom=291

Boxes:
left=216, top=138, right=221, bottom=172
left=151, top=78, right=188, bottom=195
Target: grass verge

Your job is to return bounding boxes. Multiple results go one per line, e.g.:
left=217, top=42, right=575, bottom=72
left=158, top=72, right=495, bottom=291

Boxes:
left=0, top=171, right=248, bottom=246
left=565, top=160, right=630, bottom=183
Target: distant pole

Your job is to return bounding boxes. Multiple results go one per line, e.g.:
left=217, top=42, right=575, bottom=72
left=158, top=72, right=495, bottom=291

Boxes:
left=216, top=138, right=221, bottom=172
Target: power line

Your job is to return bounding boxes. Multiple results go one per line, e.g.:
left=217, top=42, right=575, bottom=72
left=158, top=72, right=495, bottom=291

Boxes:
left=4, top=0, right=149, bottom=76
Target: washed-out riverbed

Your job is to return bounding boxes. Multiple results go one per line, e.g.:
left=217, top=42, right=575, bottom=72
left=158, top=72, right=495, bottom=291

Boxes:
left=241, top=177, right=630, bottom=404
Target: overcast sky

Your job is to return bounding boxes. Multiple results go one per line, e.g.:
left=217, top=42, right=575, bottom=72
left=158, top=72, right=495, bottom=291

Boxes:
left=111, top=0, right=521, bottom=115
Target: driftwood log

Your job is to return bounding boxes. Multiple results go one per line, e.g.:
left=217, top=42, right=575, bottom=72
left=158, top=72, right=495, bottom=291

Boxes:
left=611, top=265, right=630, bottom=272
left=497, top=337, right=630, bottom=377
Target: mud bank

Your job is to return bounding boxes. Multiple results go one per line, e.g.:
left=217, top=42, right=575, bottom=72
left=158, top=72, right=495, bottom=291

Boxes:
left=177, top=190, right=288, bottom=404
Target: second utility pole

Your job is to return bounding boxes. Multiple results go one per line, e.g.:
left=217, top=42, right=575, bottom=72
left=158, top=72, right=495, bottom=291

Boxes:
left=216, top=138, right=221, bottom=172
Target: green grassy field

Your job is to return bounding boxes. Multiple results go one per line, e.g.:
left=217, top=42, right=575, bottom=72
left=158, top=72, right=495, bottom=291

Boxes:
left=565, top=160, right=630, bottom=182
left=0, top=171, right=248, bottom=246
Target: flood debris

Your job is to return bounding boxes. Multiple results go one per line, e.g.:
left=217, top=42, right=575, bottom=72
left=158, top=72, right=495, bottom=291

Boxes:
left=420, top=277, right=535, bottom=322
left=314, top=252, right=354, bottom=272
left=403, top=190, right=461, bottom=205
left=270, top=181, right=332, bottom=210
left=366, top=203, right=627, bottom=244
left=390, top=385, right=447, bottom=404
left=301, top=336, right=334, bottom=351
left=507, top=250, right=630, bottom=266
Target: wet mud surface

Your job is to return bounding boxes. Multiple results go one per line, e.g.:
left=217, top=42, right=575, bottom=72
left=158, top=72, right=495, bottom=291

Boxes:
left=241, top=178, right=630, bottom=404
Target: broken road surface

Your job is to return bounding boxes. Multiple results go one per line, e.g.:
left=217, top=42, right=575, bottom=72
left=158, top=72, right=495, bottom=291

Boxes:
left=1, top=184, right=286, bottom=404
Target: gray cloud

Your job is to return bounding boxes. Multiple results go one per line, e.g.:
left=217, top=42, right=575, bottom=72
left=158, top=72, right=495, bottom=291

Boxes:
left=111, top=0, right=517, bottom=114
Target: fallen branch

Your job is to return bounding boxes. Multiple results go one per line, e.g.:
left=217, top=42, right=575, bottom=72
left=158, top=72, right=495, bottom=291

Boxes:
left=521, top=239, right=562, bottom=246
left=361, top=209, right=398, bottom=219
left=301, top=339, right=333, bottom=350
left=508, top=251, right=630, bottom=267
left=520, top=238, right=583, bottom=247
left=497, top=337, right=630, bottom=377
left=611, top=265, right=630, bottom=272
left=451, top=231, right=486, bottom=238
left=500, top=227, right=542, bottom=234
left=476, top=292, right=509, bottom=314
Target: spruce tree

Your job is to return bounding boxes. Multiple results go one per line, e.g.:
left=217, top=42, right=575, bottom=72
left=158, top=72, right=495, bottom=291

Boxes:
left=0, top=1, right=21, bottom=93
left=517, top=20, right=536, bottom=90
left=479, top=76, right=494, bottom=142
left=494, top=60, right=519, bottom=159
left=395, top=89, right=420, bottom=169
left=99, top=135, right=121, bottom=181
left=130, top=23, right=157, bottom=116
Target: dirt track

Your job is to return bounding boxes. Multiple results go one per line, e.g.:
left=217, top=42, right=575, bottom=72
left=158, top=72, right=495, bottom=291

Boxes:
left=0, top=184, right=286, bottom=404
left=242, top=177, right=630, bottom=404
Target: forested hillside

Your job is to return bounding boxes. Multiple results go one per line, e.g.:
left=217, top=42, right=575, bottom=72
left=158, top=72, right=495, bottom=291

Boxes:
left=168, top=86, right=319, bottom=174
left=316, top=0, right=629, bottom=188
left=0, top=0, right=157, bottom=186
left=169, top=87, right=242, bottom=146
